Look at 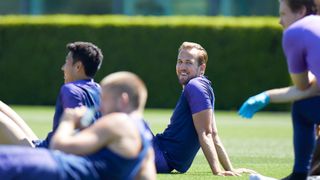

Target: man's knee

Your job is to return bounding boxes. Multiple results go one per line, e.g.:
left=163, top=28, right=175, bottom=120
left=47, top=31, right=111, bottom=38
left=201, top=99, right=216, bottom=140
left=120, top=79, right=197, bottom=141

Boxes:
left=0, top=112, right=13, bottom=130
left=0, top=112, right=32, bottom=146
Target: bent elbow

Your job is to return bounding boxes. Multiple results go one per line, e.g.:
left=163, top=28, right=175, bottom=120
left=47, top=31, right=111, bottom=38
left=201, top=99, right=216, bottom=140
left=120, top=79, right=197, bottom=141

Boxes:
left=296, top=85, right=309, bottom=91
left=199, top=130, right=218, bottom=142
left=211, top=129, right=218, bottom=137
left=295, top=81, right=311, bottom=91
left=212, top=133, right=220, bottom=144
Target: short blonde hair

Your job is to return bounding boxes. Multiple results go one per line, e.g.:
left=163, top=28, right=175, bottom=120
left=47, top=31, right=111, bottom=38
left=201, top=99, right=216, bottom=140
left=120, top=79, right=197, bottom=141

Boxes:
left=178, top=42, right=208, bottom=65
left=100, top=71, right=147, bottom=111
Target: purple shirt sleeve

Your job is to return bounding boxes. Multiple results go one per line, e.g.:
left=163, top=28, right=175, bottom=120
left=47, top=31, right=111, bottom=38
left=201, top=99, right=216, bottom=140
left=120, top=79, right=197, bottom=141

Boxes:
left=184, top=79, right=214, bottom=114
left=282, top=27, right=307, bottom=73
left=60, top=85, right=84, bottom=108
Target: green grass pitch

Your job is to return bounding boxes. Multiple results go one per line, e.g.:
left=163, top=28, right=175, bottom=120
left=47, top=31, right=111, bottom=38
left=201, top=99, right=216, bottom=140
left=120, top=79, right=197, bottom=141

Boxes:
left=12, top=106, right=293, bottom=179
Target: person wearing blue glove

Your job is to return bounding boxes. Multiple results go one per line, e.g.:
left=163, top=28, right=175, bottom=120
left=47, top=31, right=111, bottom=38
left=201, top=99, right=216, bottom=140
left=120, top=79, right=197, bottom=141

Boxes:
left=239, top=83, right=320, bottom=119
left=238, top=92, right=270, bottom=119
left=239, top=0, right=320, bottom=179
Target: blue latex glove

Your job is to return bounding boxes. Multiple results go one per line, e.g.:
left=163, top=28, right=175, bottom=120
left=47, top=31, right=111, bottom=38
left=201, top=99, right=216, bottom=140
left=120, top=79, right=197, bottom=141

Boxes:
left=238, top=92, right=270, bottom=119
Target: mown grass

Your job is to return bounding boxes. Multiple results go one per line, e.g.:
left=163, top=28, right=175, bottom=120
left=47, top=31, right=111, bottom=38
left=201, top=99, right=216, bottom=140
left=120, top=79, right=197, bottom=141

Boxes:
left=12, top=106, right=293, bottom=179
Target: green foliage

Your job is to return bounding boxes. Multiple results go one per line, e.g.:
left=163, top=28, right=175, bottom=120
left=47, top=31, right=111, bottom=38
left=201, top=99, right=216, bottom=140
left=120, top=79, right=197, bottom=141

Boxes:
left=0, top=15, right=290, bottom=110
left=0, top=15, right=279, bottom=27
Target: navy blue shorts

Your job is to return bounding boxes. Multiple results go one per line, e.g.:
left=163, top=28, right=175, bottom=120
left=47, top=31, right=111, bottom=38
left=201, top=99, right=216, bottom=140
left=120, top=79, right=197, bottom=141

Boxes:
left=143, top=120, right=174, bottom=173
left=153, top=138, right=173, bottom=173
left=0, top=145, right=62, bottom=180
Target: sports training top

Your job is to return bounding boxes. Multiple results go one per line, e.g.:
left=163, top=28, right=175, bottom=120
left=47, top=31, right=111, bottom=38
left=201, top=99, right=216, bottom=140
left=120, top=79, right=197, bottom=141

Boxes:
left=155, top=76, right=214, bottom=172
left=36, top=79, right=101, bottom=148
left=283, top=15, right=320, bottom=84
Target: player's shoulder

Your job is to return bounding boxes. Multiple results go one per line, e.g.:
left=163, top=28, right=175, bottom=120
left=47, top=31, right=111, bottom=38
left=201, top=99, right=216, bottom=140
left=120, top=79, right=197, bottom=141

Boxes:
left=284, top=24, right=304, bottom=39
left=60, top=82, right=87, bottom=97
left=185, top=76, right=211, bottom=90
left=291, top=15, right=318, bottom=27
left=284, top=15, right=319, bottom=38
left=60, top=82, right=79, bottom=93
left=61, top=82, right=76, bottom=89
left=61, top=79, right=99, bottom=93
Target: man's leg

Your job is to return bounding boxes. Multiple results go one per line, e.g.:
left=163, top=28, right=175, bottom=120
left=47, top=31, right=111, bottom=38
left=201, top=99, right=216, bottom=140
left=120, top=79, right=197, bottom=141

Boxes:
left=153, top=138, right=173, bottom=173
left=249, top=173, right=277, bottom=180
left=143, top=120, right=173, bottom=173
left=283, top=97, right=320, bottom=180
left=0, top=111, right=34, bottom=146
left=0, top=101, right=38, bottom=140
left=0, top=145, right=61, bottom=179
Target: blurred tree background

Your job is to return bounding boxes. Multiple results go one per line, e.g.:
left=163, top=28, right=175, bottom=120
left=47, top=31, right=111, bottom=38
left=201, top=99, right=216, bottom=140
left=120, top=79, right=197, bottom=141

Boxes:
left=0, top=0, right=278, bottom=16
left=0, top=1, right=287, bottom=110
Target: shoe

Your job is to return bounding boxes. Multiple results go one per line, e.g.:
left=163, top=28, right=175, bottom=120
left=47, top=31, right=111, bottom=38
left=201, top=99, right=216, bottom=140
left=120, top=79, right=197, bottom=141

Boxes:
left=249, top=173, right=278, bottom=180
left=307, top=176, right=320, bottom=180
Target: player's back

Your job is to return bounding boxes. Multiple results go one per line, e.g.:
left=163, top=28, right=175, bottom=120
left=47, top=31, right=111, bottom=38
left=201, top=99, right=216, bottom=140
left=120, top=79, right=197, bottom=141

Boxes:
left=53, top=115, right=152, bottom=180
left=283, top=15, right=320, bottom=81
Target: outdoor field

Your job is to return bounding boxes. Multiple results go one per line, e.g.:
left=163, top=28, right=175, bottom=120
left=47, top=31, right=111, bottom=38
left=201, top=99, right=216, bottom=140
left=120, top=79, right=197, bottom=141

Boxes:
left=13, top=105, right=293, bottom=180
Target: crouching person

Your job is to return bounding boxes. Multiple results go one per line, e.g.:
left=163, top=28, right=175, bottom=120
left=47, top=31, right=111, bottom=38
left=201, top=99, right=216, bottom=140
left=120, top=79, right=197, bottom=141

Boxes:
left=0, top=71, right=156, bottom=180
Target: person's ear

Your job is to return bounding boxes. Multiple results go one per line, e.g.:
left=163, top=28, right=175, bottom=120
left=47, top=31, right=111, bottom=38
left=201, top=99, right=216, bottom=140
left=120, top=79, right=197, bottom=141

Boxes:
left=120, top=92, right=130, bottom=109
left=74, top=61, right=83, bottom=71
left=200, top=63, right=206, bottom=75
left=297, top=6, right=307, bottom=18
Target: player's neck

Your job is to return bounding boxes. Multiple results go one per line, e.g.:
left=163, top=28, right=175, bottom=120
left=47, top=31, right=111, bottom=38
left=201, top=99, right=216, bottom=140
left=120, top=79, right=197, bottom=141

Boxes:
left=74, top=73, right=92, bottom=81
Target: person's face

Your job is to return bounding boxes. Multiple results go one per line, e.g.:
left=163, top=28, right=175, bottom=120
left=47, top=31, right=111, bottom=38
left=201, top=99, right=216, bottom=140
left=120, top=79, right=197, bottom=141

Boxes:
left=61, top=52, right=77, bottom=83
left=100, top=89, right=121, bottom=115
left=176, top=48, right=204, bottom=85
left=279, top=0, right=305, bottom=29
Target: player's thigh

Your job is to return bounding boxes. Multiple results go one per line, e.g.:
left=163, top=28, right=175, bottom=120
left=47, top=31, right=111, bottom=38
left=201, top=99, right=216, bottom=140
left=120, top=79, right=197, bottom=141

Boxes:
left=0, top=111, right=33, bottom=146
left=0, top=101, right=37, bottom=140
